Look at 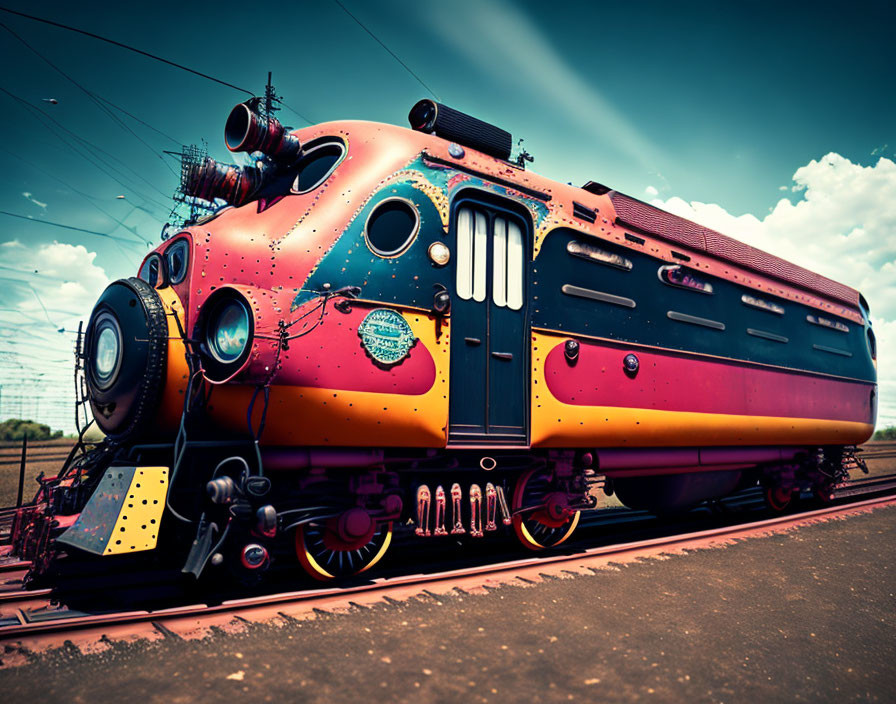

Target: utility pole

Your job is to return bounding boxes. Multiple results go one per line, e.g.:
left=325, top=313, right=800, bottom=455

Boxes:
left=262, top=72, right=281, bottom=119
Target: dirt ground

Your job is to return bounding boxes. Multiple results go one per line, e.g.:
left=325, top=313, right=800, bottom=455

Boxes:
left=0, top=439, right=73, bottom=507
left=2, top=502, right=894, bottom=703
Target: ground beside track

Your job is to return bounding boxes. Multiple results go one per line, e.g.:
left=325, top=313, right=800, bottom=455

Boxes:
left=2, top=503, right=894, bottom=703
left=0, top=439, right=74, bottom=506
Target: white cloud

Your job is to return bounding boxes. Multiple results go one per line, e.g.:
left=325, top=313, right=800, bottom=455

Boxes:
left=0, top=241, right=110, bottom=432
left=649, top=153, right=896, bottom=427
left=644, top=185, right=659, bottom=198
left=1, top=240, right=109, bottom=317
left=21, top=191, right=47, bottom=209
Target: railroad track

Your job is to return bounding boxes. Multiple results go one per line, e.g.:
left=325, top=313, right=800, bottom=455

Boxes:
left=1, top=473, right=894, bottom=654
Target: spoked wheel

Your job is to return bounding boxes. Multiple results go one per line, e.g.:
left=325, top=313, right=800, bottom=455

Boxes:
left=764, top=485, right=798, bottom=512
left=295, top=509, right=392, bottom=581
left=512, top=467, right=581, bottom=551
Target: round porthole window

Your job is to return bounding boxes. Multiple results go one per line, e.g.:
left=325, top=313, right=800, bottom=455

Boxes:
left=364, top=198, right=420, bottom=257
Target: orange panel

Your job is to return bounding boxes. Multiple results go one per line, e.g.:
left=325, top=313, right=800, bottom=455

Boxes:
left=208, top=311, right=450, bottom=447
left=155, top=287, right=191, bottom=434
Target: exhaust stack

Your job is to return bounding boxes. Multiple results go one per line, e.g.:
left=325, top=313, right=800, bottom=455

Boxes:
left=181, top=156, right=260, bottom=207
left=225, top=102, right=302, bottom=162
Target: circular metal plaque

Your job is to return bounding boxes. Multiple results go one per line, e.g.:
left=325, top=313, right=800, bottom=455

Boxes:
left=358, top=308, right=417, bottom=367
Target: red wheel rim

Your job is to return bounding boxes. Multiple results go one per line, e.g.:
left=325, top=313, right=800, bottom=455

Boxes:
left=512, top=468, right=580, bottom=551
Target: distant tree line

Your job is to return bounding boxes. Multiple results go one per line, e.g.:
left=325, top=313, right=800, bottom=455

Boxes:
left=0, top=418, right=65, bottom=441
left=873, top=426, right=896, bottom=441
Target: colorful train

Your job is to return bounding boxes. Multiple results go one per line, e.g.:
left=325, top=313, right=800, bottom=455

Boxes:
left=6, top=100, right=877, bottom=582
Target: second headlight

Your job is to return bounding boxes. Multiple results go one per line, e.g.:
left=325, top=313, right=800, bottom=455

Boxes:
left=206, top=297, right=251, bottom=365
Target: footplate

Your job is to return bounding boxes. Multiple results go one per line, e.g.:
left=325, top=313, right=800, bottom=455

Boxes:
left=56, top=467, right=168, bottom=556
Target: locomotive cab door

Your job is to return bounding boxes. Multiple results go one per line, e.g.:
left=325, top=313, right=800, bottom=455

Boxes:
left=448, top=195, right=529, bottom=444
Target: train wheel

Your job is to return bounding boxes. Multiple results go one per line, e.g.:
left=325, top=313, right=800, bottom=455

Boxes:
left=813, top=482, right=836, bottom=504
left=512, top=468, right=581, bottom=551
left=764, top=485, right=797, bottom=512
left=295, top=513, right=392, bottom=581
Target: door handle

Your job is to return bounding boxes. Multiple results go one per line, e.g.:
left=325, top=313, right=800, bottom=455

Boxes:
left=465, top=337, right=481, bottom=345
left=491, top=352, right=513, bottom=360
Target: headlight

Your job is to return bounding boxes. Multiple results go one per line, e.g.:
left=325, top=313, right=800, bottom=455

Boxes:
left=207, top=299, right=250, bottom=364
left=84, top=277, right=168, bottom=440
left=92, top=312, right=122, bottom=389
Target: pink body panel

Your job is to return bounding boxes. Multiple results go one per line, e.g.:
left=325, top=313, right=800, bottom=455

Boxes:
left=277, top=304, right=436, bottom=395
left=543, top=339, right=873, bottom=424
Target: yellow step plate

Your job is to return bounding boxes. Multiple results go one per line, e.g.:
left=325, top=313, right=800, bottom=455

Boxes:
left=57, top=466, right=168, bottom=556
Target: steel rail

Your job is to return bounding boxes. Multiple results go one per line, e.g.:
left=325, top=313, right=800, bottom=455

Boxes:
left=1, top=490, right=893, bottom=642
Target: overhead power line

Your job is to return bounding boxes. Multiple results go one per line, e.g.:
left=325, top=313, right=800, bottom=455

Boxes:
left=93, top=94, right=183, bottom=147
left=280, top=101, right=314, bottom=127
left=0, top=209, right=153, bottom=246
left=0, top=145, right=151, bottom=245
left=0, top=6, right=255, bottom=96
left=0, top=21, right=178, bottom=177
left=330, top=0, right=440, bottom=101
left=0, top=85, right=173, bottom=211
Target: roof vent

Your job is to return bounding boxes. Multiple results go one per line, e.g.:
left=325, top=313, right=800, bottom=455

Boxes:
left=409, top=100, right=512, bottom=161
left=581, top=181, right=612, bottom=196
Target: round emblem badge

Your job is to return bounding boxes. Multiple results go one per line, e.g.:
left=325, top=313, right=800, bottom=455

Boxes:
left=358, top=309, right=417, bottom=367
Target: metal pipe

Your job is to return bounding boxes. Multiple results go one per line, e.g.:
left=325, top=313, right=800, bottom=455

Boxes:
left=596, top=446, right=802, bottom=471
left=602, top=463, right=755, bottom=478
left=16, top=435, right=27, bottom=508
left=261, top=447, right=385, bottom=470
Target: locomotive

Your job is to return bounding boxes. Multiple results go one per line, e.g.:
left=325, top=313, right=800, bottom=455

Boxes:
left=5, top=100, right=877, bottom=582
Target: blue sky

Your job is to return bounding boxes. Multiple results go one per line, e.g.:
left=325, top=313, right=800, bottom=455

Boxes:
left=0, top=0, right=893, bottom=431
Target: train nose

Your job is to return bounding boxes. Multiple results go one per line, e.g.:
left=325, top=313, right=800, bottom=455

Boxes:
left=83, top=277, right=168, bottom=439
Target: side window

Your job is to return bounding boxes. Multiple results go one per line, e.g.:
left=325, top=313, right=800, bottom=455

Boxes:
left=290, top=138, right=346, bottom=194
left=138, top=253, right=163, bottom=288
left=455, top=206, right=487, bottom=302
left=492, top=216, right=524, bottom=310
left=455, top=206, right=524, bottom=309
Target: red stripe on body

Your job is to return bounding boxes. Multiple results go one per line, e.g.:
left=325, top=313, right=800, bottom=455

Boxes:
left=543, top=340, right=873, bottom=423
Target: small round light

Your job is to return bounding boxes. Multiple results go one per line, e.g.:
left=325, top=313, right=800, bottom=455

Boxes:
left=208, top=299, right=250, bottom=364
left=428, top=241, right=450, bottom=266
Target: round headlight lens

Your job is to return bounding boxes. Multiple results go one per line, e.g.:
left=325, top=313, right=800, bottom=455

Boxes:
left=92, top=314, right=122, bottom=388
left=208, top=300, right=250, bottom=364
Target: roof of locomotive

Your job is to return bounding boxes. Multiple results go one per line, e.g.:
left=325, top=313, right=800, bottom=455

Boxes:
left=603, top=190, right=860, bottom=309
left=290, top=118, right=863, bottom=313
